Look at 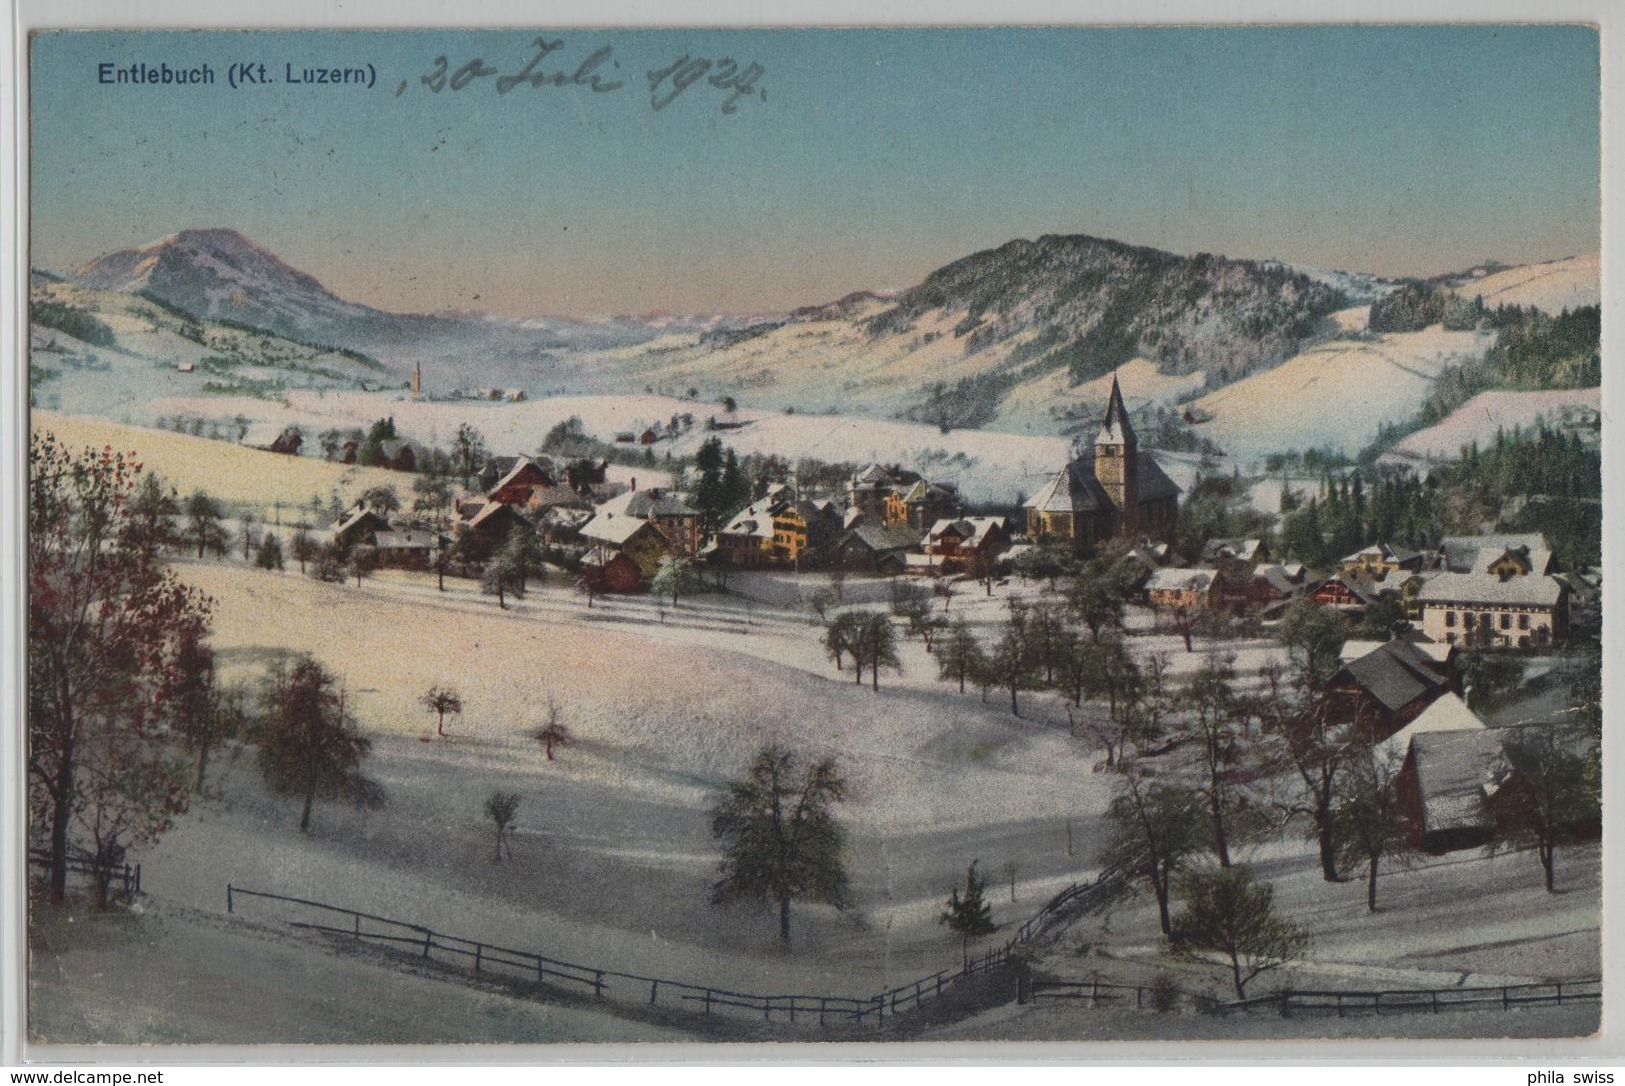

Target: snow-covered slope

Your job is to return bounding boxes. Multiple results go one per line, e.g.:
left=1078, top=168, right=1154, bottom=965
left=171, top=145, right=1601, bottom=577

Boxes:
left=1381, top=387, right=1601, bottom=468
left=1444, top=255, right=1599, bottom=314
left=1185, top=324, right=1496, bottom=463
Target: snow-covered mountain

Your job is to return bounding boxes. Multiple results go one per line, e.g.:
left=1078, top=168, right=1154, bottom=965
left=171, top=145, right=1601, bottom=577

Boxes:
left=70, top=228, right=736, bottom=383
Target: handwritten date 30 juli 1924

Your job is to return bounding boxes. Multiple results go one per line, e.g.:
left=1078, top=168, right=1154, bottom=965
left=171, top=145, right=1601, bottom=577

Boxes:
left=396, top=37, right=766, bottom=115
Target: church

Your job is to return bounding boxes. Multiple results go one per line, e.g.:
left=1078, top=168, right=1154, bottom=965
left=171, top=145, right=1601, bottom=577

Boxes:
left=1024, top=375, right=1181, bottom=550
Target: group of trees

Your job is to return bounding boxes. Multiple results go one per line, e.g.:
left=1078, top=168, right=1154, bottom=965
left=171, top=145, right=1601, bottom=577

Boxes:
left=1283, top=424, right=1600, bottom=575
left=28, top=434, right=402, bottom=908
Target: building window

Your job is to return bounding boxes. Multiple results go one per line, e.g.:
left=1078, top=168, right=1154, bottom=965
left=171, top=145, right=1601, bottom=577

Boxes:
left=1518, top=614, right=1530, bottom=630
left=1446, top=632, right=1457, bottom=644
left=1500, top=613, right=1512, bottom=630
left=1445, top=611, right=1456, bottom=628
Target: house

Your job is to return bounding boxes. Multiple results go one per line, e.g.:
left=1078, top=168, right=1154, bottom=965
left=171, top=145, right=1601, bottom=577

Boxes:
left=481, top=456, right=555, bottom=498
left=1202, top=538, right=1270, bottom=566
left=1326, top=638, right=1459, bottom=742
left=835, top=522, right=924, bottom=575
left=1414, top=573, right=1568, bottom=649
left=1340, top=542, right=1428, bottom=581
left=370, top=527, right=444, bottom=571
left=1024, top=376, right=1181, bottom=550
left=539, top=505, right=593, bottom=544
left=455, top=500, right=534, bottom=563
left=240, top=423, right=303, bottom=455
left=594, top=487, right=703, bottom=555
left=1395, top=727, right=1515, bottom=854
left=1375, top=691, right=1487, bottom=766
left=1438, top=533, right=1554, bottom=577
left=1145, top=567, right=1217, bottom=610
left=885, top=479, right=961, bottom=532
left=331, top=507, right=394, bottom=551
left=712, top=498, right=839, bottom=569
left=924, top=517, right=1011, bottom=572
left=846, top=464, right=917, bottom=520
left=578, top=512, right=672, bottom=578
left=1220, top=562, right=1307, bottom=617
left=712, top=504, right=777, bottom=568
left=580, top=550, right=643, bottom=594
left=1309, top=575, right=1385, bottom=613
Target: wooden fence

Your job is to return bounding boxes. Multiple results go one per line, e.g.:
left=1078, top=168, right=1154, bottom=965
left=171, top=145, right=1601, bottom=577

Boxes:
left=226, top=884, right=1025, bottom=1029
left=1219, top=979, right=1602, bottom=1018
left=1033, top=976, right=1600, bottom=1018
left=27, top=849, right=142, bottom=900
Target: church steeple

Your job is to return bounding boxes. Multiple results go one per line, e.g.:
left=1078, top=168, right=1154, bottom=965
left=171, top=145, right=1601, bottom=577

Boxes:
left=1096, top=372, right=1136, bottom=447
left=1093, top=373, right=1139, bottom=533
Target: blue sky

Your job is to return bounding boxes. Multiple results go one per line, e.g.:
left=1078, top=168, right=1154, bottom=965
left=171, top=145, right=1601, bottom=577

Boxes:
left=30, top=26, right=1600, bottom=316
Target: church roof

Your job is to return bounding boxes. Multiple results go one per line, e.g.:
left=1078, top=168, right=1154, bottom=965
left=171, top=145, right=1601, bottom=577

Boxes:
left=1095, top=374, right=1137, bottom=447
left=1025, top=448, right=1181, bottom=514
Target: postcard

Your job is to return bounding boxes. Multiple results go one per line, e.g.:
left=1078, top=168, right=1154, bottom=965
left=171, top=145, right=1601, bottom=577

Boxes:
left=15, top=17, right=1608, bottom=1058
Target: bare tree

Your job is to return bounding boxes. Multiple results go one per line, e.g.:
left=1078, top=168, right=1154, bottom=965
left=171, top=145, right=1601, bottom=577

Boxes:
left=1334, top=747, right=1412, bottom=911
left=419, top=685, right=463, bottom=738
left=533, top=697, right=572, bottom=760
left=484, top=791, right=520, bottom=862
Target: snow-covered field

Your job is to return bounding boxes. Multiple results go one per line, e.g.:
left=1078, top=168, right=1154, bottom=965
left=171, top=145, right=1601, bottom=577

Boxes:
left=1186, top=325, right=1496, bottom=464
left=1382, top=388, right=1601, bottom=469
left=134, top=388, right=1184, bottom=506
left=33, top=410, right=411, bottom=518
left=1448, top=255, right=1599, bottom=315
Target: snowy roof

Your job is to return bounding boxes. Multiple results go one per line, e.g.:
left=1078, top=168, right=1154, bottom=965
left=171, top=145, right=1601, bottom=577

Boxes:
left=1407, top=729, right=1511, bottom=835
left=463, top=500, right=529, bottom=532
left=928, top=516, right=1006, bottom=549
left=485, top=457, right=551, bottom=496
left=373, top=528, right=441, bottom=551
left=719, top=505, right=776, bottom=541
left=1146, top=567, right=1216, bottom=593
left=1340, top=640, right=1453, bottom=714
left=1203, top=538, right=1267, bottom=563
left=333, top=507, right=391, bottom=537
left=1026, top=448, right=1181, bottom=515
left=1378, top=692, right=1487, bottom=764
left=1415, top=572, right=1565, bottom=608
left=596, top=487, right=698, bottom=520
left=1438, top=533, right=1552, bottom=575
left=1342, top=542, right=1421, bottom=565
left=580, top=512, right=662, bottom=547
left=1339, top=640, right=1386, bottom=664
left=841, top=522, right=922, bottom=554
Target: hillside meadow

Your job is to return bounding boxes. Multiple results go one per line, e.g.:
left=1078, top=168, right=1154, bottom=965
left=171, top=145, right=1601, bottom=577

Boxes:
left=32, top=410, right=413, bottom=518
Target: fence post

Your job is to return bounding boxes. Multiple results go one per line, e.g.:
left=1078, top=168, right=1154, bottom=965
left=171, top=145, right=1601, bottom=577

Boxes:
left=819, top=997, right=827, bottom=1027
left=1502, top=986, right=1509, bottom=1011
left=1556, top=983, right=1563, bottom=1006
left=422, top=931, right=432, bottom=959
left=133, top=864, right=141, bottom=895
left=536, top=957, right=544, bottom=984
left=703, top=989, right=713, bottom=1015
left=227, top=884, right=234, bottom=914
left=593, top=971, right=605, bottom=999
left=1431, top=990, right=1439, bottom=1014
left=474, top=944, right=482, bottom=975
left=1091, top=978, right=1099, bottom=1007
left=650, top=980, right=659, bottom=1005
left=354, top=914, right=361, bottom=939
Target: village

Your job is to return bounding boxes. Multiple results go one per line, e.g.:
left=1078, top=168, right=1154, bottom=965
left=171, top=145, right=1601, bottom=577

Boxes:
left=25, top=353, right=1602, bottom=1042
